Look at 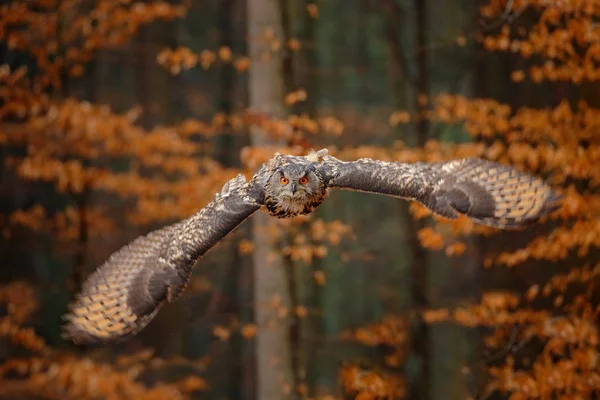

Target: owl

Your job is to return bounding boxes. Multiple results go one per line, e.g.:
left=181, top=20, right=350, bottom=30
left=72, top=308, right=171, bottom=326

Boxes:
left=62, top=149, right=562, bottom=344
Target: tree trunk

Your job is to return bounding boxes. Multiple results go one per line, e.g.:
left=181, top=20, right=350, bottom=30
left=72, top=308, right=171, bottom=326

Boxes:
left=409, top=1, right=431, bottom=399
left=247, top=0, right=293, bottom=398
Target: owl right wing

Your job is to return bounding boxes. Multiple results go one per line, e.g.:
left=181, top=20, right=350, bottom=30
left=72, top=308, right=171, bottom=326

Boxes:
left=320, top=155, right=562, bottom=228
left=62, top=174, right=263, bottom=344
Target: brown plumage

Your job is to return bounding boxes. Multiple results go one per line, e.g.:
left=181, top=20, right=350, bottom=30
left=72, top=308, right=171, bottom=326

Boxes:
left=62, top=225, right=176, bottom=343
left=63, top=175, right=263, bottom=343
left=323, top=155, right=562, bottom=228
left=62, top=149, right=562, bottom=344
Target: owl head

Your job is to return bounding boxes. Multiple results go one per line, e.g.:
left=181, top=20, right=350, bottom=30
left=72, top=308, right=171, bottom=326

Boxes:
left=266, top=161, right=323, bottom=201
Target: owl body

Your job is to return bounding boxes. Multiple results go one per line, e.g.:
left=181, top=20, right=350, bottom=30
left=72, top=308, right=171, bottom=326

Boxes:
left=261, top=152, right=329, bottom=218
left=62, top=148, right=563, bottom=344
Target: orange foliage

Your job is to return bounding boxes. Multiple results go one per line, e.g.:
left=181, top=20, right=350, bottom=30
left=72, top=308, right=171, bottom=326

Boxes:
left=491, top=221, right=600, bottom=267
left=339, top=364, right=405, bottom=400
left=341, top=317, right=408, bottom=372
left=0, top=1, right=238, bottom=397
left=277, top=217, right=353, bottom=264
left=0, top=282, right=47, bottom=353
left=284, top=89, right=308, bottom=106
left=306, top=4, right=319, bottom=19
left=417, top=227, right=445, bottom=251
left=241, top=324, right=258, bottom=339
left=313, top=270, right=327, bottom=286
left=2, top=0, right=599, bottom=398
left=343, top=317, right=408, bottom=349
left=0, top=1, right=185, bottom=92
left=0, top=282, right=206, bottom=399
left=213, top=325, right=231, bottom=341
left=385, top=3, right=600, bottom=398
left=0, top=354, right=209, bottom=399
left=0, top=357, right=190, bottom=400
left=482, top=1, right=600, bottom=84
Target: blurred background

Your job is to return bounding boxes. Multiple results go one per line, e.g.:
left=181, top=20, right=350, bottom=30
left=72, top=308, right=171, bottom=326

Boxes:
left=0, top=0, right=599, bottom=399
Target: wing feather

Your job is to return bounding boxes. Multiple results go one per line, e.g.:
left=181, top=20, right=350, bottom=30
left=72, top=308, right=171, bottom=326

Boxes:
left=321, top=156, right=562, bottom=228
left=62, top=174, right=262, bottom=344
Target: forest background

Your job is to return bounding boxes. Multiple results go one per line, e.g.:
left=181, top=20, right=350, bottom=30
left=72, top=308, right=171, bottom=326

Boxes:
left=0, top=0, right=599, bottom=399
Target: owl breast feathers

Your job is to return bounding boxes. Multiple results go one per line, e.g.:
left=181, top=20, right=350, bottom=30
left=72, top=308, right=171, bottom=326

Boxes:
left=62, top=148, right=562, bottom=344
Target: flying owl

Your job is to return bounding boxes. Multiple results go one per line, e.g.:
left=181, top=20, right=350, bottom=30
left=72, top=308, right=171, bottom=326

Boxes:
left=62, top=149, right=562, bottom=344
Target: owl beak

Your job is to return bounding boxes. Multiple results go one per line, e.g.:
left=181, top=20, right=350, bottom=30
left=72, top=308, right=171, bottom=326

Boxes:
left=290, top=183, right=296, bottom=194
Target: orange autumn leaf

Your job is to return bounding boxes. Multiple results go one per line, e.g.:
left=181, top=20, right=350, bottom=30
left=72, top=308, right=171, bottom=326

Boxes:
left=313, top=270, right=326, bottom=286
left=306, top=3, right=319, bottom=19
left=213, top=326, right=230, bottom=341
left=241, top=324, right=257, bottom=340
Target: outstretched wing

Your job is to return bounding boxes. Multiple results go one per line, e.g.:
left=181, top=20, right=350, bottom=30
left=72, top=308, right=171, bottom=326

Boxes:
left=321, top=156, right=562, bottom=228
left=62, top=174, right=263, bottom=344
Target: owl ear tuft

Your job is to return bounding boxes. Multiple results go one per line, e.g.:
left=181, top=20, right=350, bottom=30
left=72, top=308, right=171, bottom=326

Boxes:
left=306, top=148, right=328, bottom=162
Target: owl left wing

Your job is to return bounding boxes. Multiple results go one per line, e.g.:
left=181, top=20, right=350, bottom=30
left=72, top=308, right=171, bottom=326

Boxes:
left=62, top=174, right=263, bottom=344
left=320, top=155, right=562, bottom=228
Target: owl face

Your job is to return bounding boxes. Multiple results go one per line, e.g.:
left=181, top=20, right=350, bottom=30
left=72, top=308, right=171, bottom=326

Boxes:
left=269, top=163, right=321, bottom=200
left=263, top=157, right=328, bottom=218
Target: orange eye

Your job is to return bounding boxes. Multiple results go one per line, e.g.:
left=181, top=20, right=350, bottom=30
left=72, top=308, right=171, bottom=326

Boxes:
left=299, top=176, right=309, bottom=185
left=280, top=177, right=289, bottom=184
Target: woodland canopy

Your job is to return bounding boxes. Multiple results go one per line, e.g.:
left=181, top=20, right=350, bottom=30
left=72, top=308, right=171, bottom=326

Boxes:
left=0, top=0, right=598, bottom=399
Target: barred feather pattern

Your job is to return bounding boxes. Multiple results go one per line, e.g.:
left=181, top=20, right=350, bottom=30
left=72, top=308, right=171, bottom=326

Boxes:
left=62, top=175, right=262, bottom=344
left=62, top=224, right=177, bottom=344
left=62, top=149, right=562, bottom=344
left=321, top=155, right=562, bottom=228
left=431, top=158, right=562, bottom=227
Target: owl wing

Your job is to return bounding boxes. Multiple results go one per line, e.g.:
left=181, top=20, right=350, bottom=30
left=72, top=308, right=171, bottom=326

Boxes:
left=62, top=174, right=263, bottom=344
left=320, top=156, right=562, bottom=228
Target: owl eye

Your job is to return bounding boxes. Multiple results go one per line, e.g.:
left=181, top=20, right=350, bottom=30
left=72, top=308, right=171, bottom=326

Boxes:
left=299, top=176, right=309, bottom=185
left=280, top=177, right=289, bottom=185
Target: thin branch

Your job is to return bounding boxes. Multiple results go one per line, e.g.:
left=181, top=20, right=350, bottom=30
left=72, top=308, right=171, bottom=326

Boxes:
left=380, top=0, right=415, bottom=89
left=479, top=0, right=514, bottom=31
